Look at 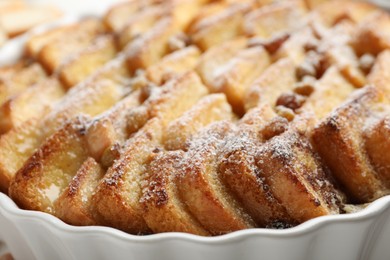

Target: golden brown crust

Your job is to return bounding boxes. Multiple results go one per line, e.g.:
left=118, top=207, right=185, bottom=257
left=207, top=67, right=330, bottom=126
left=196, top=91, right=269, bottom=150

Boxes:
left=9, top=116, right=90, bottom=213
left=243, top=0, right=307, bottom=38
left=0, top=63, right=47, bottom=105
left=140, top=151, right=210, bottom=235
left=54, top=157, right=104, bottom=226
left=0, top=78, right=64, bottom=134
left=163, top=93, right=234, bottom=151
left=312, top=87, right=389, bottom=203
left=37, top=19, right=106, bottom=74
left=58, top=35, right=118, bottom=88
left=364, top=116, right=390, bottom=188
left=91, top=118, right=163, bottom=233
left=127, top=72, right=208, bottom=134
left=190, top=3, right=252, bottom=50
left=245, top=58, right=296, bottom=111
left=177, top=121, right=256, bottom=235
left=255, top=130, right=343, bottom=222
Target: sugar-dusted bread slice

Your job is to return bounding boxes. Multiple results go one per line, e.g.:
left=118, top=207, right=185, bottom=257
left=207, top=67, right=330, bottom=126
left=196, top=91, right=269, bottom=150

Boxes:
left=0, top=78, right=65, bottom=134
left=91, top=118, right=163, bottom=234
left=125, top=1, right=202, bottom=71
left=58, top=35, right=118, bottom=88
left=125, top=17, right=177, bottom=72
left=0, top=118, right=43, bottom=193
left=364, top=115, right=390, bottom=188
left=164, top=93, right=234, bottom=151
left=104, top=0, right=163, bottom=33
left=368, top=50, right=390, bottom=95
left=86, top=90, right=141, bottom=163
left=117, top=5, right=165, bottom=49
left=196, top=37, right=247, bottom=88
left=26, top=26, right=73, bottom=58
left=255, top=129, right=344, bottom=223
left=209, top=46, right=270, bottom=115
left=219, top=105, right=294, bottom=227
left=0, top=4, right=62, bottom=37
left=274, top=27, right=315, bottom=65
left=9, top=116, right=91, bottom=213
left=54, top=157, right=105, bottom=226
left=140, top=150, right=210, bottom=235
left=190, top=3, right=252, bottom=50
left=0, top=63, right=46, bottom=105
left=245, top=58, right=296, bottom=111
left=145, top=46, right=201, bottom=85
left=127, top=72, right=208, bottom=134
left=243, top=0, right=307, bottom=38
left=324, top=45, right=366, bottom=88
left=177, top=121, right=256, bottom=235
left=38, top=18, right=106, bottom=73
left=0, top=58, right=128, bottom=193
left=312, top=86, right=389, bottom=203
left=299, top=66, right=355, bottom=120
left=311, top=0, right=377, bottom=27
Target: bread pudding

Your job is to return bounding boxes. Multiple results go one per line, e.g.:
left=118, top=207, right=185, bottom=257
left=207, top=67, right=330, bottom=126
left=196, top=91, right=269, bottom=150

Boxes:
left=0, top=0, right=389, bottom=236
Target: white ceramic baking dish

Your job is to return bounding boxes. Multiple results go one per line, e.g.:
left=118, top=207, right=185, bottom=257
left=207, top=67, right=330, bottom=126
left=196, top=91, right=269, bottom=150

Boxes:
left=1, top=1, right=390, bottom=259
left=0, top=193, right=389, bottom=260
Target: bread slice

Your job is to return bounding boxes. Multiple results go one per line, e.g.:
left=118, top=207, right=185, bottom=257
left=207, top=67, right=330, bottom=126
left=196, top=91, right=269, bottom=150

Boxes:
left=54, top=157, right=104, bottom=226
left=324, top=45, right=366, bottom=88
left=243, top=0, right=307, bottom=38
left=189, top=1, right=228, bottom=27
left=190, top=3, right=252, bottom=50
left=0, top=4, right=62, bottom=37
left=177, top=121, right=256, bottom=235
left=220, top=105, right=293, bottom=227
left=86, top=90, right=141, bottom=163
left=104, top=0, right=160, bottom=32
left=164, top=93, right=234, bottom=151
left=127, top=72, right=208, bottom=134
left=25, top=26, right=73, bottom=58
left=312, top=86, right=389, bottom=203
left=364, top=115, right=390, bottom=188
left=0, top=118, right=43, bottom=193
left=255, top=129, right=343, bottom=223
left=0, top=59, right=128, bottom=193
left=300, top=66, right=355, bottom=120
left=117, top=5, right=165, bottom=49
left=196, top=37, right=247, bottom=88
left=91, top=118, right=163, bottom=234
left=0, top=78, right=65, bottom=134
left=146, top=46, right=201, bottom=85
left=368, top=50, right=390, bottom=95
left=210, top=46, right=270, bottom=115
left=58, top=35, right=118, bottom=88
left=274, top=27, right=315, bottom=65
left=0, top=63, right=46, bottom=105
left=38, top=18, right=106, bottom=73
left=311, top=0, right=377, bottom=27
left=245, top=58, right=296, bottom=111
left=125, top=17, right=177, bottom=72
left=140, top=150, right=210, bottom=235
left=9, top=116, right=91, bottom=213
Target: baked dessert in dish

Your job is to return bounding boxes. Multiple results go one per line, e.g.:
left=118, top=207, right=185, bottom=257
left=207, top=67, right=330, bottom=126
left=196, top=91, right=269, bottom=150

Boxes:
left=0, top=0, right=389, bottom=236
